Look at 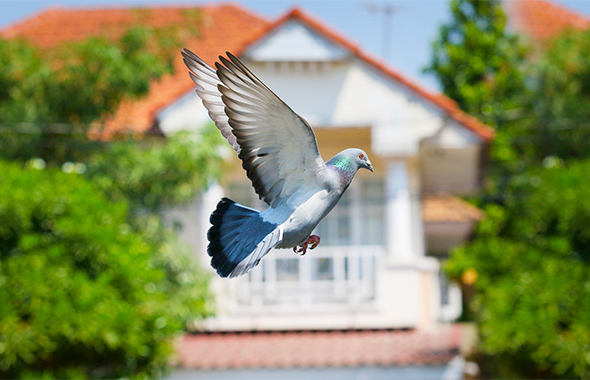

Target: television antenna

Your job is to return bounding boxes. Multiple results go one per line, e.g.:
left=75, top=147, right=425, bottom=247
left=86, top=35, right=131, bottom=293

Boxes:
left=364, top=3, right=400, bottom=62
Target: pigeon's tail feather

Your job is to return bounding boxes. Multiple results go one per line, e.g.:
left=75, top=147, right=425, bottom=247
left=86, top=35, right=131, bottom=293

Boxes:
left=208, top=198, right=282, bottom=278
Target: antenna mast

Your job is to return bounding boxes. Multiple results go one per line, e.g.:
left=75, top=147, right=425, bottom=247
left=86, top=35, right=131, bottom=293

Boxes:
left=365, top=3, right=396, bottom=61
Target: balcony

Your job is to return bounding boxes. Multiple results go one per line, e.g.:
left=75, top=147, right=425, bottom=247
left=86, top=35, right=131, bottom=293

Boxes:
left=226, top=245, right=386, bottom=314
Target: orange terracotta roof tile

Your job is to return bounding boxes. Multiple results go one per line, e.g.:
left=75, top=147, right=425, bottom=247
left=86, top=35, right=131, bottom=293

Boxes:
left=175, top=325, right=463, bottom=369
left=239, top=7, right=494, bottom=142
left=3, top=4, right=493, bottom=142
left=422, top=195, right=483, bottom=223
left=507, top=0, right=590, bottom=42
left=1, top=3, right=270, bottom=136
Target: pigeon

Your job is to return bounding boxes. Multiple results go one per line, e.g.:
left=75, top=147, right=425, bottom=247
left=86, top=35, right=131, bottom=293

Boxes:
left=181, top=49, right=373, bottom=278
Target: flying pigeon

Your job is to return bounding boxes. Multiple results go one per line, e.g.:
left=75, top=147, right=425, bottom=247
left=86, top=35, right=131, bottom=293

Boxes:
left=181, top=49, right=373, bottom=278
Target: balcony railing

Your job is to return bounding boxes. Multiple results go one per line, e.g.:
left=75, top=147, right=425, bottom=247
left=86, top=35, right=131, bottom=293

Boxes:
left=226, top=245, right=386, bottom=313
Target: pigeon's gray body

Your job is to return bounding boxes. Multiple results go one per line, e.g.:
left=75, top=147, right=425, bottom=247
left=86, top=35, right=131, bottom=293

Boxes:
left=182, top=49, right=373, bottom=278
left=266, top=166, right=339, bottom=249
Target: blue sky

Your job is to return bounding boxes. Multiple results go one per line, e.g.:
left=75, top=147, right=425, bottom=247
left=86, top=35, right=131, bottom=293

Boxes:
left=2, top=0, right=590, bottom=92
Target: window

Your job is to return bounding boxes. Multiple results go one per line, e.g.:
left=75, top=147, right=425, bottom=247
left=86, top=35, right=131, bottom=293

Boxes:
left=315, top=178, right=385, bottom=246
left=314, top=190, right=352, bottom=246
left=439, top=267, right=450, bottom=306
left=225, top=182, right=265, bottom=210
left=226, top=178, right=385, bottom=308
left=226, top=179, right=385, bottom=248
left=312, top=258, right=334, bottom=281
left=276, top=258, right=299, bottom=282
left=360, top=179, right=385, bottom=245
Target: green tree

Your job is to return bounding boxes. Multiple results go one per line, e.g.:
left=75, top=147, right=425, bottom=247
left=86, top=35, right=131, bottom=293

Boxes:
left=0, top=24, right=221, bottom=213
left=0, top=161, right=211, bottom=379
left=0, top=26, right=179, bottom=165
left=425, top=0, right=532, bottom=184
left=447, top=160, right=590, bottom=379
left=525, top=28, right=590, bottom=162
left=86, top=126, right=223, bottom=212
left=425, top=0, right=528, bottom=131
left=429, top=3, right=590, bottom=378
left=0, top=18, right=221, bottom=379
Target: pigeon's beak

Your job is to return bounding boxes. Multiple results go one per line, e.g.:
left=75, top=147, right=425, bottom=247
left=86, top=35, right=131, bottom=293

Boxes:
left=367, top=160, right=374, bottom=172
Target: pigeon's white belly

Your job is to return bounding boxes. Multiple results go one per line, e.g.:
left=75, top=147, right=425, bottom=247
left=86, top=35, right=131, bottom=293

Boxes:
left=275, top=188, right=340, bottom=248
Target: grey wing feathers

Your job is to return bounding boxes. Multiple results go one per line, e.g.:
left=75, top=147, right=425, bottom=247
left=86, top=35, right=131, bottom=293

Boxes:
left=181, top=49, right=240, bottom=153
left=183, top=49, right=326, bottom=208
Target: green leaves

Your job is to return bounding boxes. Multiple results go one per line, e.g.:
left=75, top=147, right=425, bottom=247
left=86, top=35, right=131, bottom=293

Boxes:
left=0, top=26, right=183, bottom=165
left=425, top=0, right=528, bottom=131
left=447, top=161, right=590, bottom=378
left=85, top=125, right=223, bottom=211
left=0, top=28, right=171, bottom=126
left=0, top=14, right=217, bottom=379
left=430, top=3, right=590, bottom=377
left=527, top=28, right=590, bottom=162
left=0, top=161, right=212, bottom=379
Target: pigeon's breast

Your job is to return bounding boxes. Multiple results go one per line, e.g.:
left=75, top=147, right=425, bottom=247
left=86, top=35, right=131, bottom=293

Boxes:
left=275, top=188, right=341, bottom=248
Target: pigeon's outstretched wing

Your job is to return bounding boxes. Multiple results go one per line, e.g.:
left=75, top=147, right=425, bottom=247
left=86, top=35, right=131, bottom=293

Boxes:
left=182, top=49, right=326, bottom=208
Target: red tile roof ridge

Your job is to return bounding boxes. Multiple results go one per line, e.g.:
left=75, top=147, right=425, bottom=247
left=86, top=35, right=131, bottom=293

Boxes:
left=4, top=2, right=240, bottom=16
left=507, top=0, right=590, bottom=41
left=3, top=4, right=493, bottom=142
left=237, top=7, right=494, bottom=142
left=1, top=2, right=265, bottom=39
left=1, top=6, right=64, bottom=38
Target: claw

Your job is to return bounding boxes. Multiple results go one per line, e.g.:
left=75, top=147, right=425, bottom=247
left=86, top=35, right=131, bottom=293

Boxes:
left=293, top=235, right=321, bottom=256
left=308, top=235, right=320, bottom=250
left=293, top=244, right=307, bottom=256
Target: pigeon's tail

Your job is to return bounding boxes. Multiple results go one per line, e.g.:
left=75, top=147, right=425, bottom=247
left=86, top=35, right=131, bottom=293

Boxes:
left=207, top=198, right=283, bottom=278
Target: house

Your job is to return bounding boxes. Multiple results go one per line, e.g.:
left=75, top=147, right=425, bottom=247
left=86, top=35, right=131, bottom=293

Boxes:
left=160, top=7, right=493, bottom=332
left=3, top=2, right=492, bottom=373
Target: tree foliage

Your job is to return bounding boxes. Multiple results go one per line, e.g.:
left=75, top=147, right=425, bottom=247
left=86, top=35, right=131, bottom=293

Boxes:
left=425, top=0, right=531, bottom=181
left=86, top=126, right=223, bottom=212
left=0, top=161, right=211, bottom=379
left=0, top=16, right=222, bottom=214
left=447, top=161, right=590, bottom=379
left=425, top=0, right=528, bottom=130
left=526, top=28, right=590, bottom=162
left=0, top=16, right=220, bottom=379
left=428, top=1, right=590, bottom=378
left=0, top=25, right=185, bottom=165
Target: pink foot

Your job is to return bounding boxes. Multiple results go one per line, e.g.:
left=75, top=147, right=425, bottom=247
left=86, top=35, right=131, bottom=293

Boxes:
left=307, top=235, right=320, bottom=250
left=293, top=235, right=321, bottom=256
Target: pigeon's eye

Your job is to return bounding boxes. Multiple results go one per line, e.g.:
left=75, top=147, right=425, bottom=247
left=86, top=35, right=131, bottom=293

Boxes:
left=359, top=153, right=365, bottom=160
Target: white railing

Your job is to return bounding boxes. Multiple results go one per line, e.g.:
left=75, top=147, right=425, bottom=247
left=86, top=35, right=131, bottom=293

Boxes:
left=227, top=245, right=385, bottom=313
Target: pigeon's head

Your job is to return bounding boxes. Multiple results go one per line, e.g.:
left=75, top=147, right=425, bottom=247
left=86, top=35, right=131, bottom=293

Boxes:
left=337, top=148, right=374, bottom=173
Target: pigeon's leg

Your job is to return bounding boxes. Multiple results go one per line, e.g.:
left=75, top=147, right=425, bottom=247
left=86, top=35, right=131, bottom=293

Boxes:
left=293, top=235, right=321, bottom=256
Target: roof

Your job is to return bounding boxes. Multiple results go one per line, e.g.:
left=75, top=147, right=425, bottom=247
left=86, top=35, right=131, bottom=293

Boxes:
left=2, top=5, right=493, bottom=141
left=506, top=0, right=590, bottom=42
left=175, top=325, right=463, bottom=369
left=422, top=195, right=483, bottom=223
left=238, top=8, right=494, bottom=142
left=1, top=3, right=270, bottom=135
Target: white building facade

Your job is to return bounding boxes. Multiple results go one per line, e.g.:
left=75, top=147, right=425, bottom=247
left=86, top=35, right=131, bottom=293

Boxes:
left=159, top=9, right=491, bottom=332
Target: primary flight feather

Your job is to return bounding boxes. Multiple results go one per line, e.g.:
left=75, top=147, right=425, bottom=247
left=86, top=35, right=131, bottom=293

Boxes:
left=182, top=49, right=373, bottom=278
